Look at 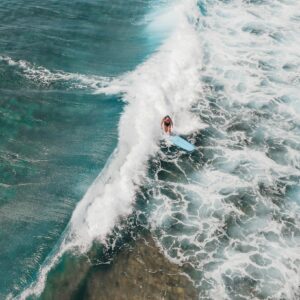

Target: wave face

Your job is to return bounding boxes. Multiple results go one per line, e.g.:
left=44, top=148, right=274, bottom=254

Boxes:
left=2, top=0, right=300, bottom=299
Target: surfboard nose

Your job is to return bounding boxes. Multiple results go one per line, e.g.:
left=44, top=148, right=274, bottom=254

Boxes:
left=169, top=135, right=196, bottom=152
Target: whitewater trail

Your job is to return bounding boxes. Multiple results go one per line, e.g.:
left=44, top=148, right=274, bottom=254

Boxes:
left=68, top=0, right=204, bottom=253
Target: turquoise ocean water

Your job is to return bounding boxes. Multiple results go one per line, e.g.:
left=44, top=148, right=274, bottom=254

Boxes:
left=1, top=0, right=300, bottom=299
left=0, top=0, right=159, bottom=298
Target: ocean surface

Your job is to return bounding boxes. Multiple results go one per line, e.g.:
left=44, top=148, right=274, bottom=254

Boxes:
left=0, top=0, right=300, bottom=299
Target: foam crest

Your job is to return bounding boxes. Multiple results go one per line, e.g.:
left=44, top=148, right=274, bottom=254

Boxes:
left=0, top=54, right=110, bottom=90
left=69, top=0, right=204, bottom=250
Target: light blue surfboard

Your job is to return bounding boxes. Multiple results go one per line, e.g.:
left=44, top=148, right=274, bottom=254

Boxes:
left=168, top=135, right=196, bottom=152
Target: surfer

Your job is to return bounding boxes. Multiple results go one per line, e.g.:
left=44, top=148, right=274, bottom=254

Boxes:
left=161, top=115, right=173, bottom=134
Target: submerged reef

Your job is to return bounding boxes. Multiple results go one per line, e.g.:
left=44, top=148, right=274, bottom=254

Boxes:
left=40, top=234, right=197, bottom=300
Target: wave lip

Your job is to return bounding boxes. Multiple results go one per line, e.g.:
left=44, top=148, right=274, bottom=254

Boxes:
left=148, top=0, right=300, bottom=298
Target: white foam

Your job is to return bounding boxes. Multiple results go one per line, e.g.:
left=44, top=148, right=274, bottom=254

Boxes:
left=0, top=54, right=110, bottom=89
left=148, top=0, right=300, bottom=298
left=68, top=0, right=204, bottom=249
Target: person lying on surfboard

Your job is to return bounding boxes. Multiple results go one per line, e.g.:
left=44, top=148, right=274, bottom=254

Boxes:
left=161, top=115, right=173, bottom=134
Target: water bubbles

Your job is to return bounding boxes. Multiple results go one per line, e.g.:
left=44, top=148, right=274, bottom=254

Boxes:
left=147, top=0, right=300, bottom=298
